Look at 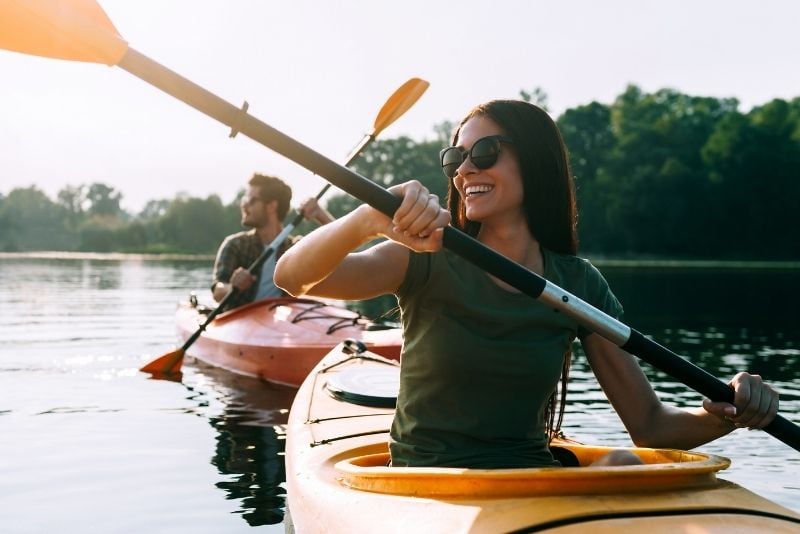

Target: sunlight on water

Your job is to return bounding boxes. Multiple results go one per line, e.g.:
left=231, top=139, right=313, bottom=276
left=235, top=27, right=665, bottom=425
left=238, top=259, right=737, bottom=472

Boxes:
left=0, top=255, right=798, bottom=532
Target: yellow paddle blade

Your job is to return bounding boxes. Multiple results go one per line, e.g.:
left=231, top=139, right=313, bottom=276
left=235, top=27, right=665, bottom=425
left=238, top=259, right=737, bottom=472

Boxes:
left=0, top=0, right=128, bottom=65
left=372, top=78, right=429, bottom=137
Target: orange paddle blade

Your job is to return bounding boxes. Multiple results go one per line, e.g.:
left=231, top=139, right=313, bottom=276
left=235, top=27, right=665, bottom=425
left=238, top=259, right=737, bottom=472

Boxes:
left=371, top=78, right=429, bottom=137
left=0, top=0, right=128, bottom=65
left=140, top=348, right=184, bottom=376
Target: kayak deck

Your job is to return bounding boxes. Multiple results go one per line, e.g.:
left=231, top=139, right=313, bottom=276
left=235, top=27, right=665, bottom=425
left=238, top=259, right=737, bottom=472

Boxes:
left=175, top=297, right=402, bottom=387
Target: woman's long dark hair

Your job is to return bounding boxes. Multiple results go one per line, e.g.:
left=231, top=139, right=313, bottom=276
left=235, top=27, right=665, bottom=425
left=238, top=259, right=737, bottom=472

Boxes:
left=445, top=100, right=579, bottom=441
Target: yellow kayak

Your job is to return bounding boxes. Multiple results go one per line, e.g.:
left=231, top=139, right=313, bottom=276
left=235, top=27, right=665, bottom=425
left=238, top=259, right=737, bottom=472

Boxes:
left=285, top=341, right=800, bottom=533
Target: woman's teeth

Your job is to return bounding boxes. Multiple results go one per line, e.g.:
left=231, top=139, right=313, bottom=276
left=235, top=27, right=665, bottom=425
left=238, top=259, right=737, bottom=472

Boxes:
left=465, top=185, right=492, bottom=196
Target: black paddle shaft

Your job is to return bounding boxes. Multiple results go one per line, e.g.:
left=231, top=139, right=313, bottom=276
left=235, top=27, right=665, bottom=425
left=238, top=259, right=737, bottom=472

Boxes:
left=118, top=47, right=799, bottom=452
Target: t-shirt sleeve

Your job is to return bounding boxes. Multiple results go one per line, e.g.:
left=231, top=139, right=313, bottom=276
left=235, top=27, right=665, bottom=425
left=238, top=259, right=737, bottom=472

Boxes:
left=578, top=260, right=624, bottom=339
left=396, top=251, right=432, bottom=300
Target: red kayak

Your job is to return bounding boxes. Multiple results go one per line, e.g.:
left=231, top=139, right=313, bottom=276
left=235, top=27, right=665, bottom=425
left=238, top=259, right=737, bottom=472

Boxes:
left=175, top=296, right=402, bottom=387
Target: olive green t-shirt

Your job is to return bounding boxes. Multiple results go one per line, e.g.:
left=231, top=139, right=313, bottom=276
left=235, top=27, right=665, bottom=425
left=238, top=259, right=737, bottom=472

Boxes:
left=390, top=247, right=623, bottom=468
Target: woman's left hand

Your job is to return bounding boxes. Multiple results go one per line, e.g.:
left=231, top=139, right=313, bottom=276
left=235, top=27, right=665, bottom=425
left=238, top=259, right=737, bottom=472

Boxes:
left=703, top=372, right=779, bottom=429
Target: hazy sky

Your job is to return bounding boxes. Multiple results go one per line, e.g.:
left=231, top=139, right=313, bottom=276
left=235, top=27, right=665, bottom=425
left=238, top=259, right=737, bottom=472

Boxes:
left=2, top=0, right=799, bottom=213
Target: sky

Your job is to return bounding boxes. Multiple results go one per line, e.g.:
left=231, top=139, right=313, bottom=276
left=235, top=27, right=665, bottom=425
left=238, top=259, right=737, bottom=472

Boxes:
left=2, top=0, right=799, bottom=213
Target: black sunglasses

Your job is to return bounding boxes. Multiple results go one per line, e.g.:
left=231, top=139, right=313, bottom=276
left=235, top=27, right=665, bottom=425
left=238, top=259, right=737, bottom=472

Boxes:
left=440, top=135, right=514, bottom=179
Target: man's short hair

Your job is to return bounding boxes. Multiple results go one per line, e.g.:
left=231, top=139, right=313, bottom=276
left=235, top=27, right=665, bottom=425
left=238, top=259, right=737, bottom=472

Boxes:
left=249, top=173, right=292, bottom=220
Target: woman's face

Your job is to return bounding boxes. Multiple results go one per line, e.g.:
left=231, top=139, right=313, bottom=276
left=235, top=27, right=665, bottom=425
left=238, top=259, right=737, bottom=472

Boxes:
left=451, top=116, right=524, bottom=226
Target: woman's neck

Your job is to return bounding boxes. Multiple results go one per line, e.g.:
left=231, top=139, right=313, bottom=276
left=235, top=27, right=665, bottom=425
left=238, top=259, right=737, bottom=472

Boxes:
left=478, top=223, right=543, bottom=279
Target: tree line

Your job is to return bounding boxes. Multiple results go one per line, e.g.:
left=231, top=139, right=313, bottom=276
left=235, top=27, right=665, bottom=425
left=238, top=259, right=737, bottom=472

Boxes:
left=0, top=182, right=241, bottom=254
left=1, top=85, right=798, bottom=260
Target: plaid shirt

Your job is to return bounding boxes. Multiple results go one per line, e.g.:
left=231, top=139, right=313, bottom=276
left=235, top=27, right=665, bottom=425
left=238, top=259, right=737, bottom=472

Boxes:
left=212, top=229, right=296, bottom=311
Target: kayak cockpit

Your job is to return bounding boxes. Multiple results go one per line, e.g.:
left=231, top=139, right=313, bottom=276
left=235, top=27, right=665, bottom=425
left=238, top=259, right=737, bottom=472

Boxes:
left=333, top=441, right=730, bottom=498
left=307, top=345, right=732, bottom=499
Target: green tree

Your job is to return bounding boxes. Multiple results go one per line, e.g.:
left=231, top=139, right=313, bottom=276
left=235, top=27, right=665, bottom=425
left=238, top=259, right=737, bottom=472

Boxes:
left=116, top=220, right=149, bottom=252
left=519, top=87, right=549, bottom=111
left=0, top=186, right=76, bottom=250
left=56, top=184, right=86, bottom=241
left=156, top=194, right=240, bottom=253
left=57, top=184, right=86, bottom=216
left=599, top=86, right=737, bottom=256
left=433, top=120, right=456, bottom=145
left=138, top=199, right=171, bottom=220
left=78, top=215, right=120, bottom=252
left=326, top=135, right=446, bottom=219
left=85, top=182, right=123, bottom=217
left=557, top=101, right=615, bottom=252
left=702, top=98, right=800, bottom=258
left=0, top=192, right=11, bottom=251
left=3, top=87, right=798, bottom=261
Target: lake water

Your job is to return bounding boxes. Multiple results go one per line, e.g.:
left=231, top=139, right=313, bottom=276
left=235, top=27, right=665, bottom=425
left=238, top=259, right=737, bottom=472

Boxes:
left=1, top=253, right=798, bottom=532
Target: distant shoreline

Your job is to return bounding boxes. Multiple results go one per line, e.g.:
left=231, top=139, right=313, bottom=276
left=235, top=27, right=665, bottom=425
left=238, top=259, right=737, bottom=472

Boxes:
left=0, top=251, right=214, bottom=261
left=2, top=251, right=798, bottom=269
left=589, top=258, right=800, bottom=270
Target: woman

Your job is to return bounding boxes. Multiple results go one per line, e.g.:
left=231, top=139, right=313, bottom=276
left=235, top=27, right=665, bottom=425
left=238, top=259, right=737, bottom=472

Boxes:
left=274, top=100, right=778, bottom=468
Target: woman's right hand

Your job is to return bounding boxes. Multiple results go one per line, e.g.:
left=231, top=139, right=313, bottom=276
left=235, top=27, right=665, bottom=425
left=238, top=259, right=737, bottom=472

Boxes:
left=378, top=180, right=450, bottom=253
left=275, top=180, right=449, bottom=299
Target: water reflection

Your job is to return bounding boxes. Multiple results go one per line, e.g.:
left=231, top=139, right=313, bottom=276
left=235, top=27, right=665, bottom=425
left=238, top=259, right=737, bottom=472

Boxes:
left=602, top=265, right=800, bottom=329
left=4, top=255, right=795, bottom=525
left=180, top=322, right=800, bottom=526
left=182, top=360, right=296, bottom=527
left=177, top=266, right=800, bottom=523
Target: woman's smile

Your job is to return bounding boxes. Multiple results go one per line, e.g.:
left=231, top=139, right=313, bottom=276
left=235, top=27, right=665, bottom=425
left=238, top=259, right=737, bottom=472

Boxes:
left=465, top=184, right=494, bottom=197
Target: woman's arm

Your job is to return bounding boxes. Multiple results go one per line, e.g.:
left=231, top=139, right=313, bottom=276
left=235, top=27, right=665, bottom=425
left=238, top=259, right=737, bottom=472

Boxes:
left=582, top=332, right=778, bottom=450
left=275, top=181, right=449, bottom=300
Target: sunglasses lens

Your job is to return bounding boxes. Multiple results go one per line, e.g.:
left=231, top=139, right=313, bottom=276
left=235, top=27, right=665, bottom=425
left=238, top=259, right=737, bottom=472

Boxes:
left=469, top=137, right=500, bottom=170
left=440, top=135, right=510, bottom=178
left=441, top=147, right=464, bottom=178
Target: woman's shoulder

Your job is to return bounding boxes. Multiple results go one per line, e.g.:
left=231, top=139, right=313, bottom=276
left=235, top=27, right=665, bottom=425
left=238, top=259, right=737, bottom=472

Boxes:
left=543, top=248, right=612, bottom=294
left=543, top=248, right=622, bottom=318
left=543, top=248, right=598, bottom=277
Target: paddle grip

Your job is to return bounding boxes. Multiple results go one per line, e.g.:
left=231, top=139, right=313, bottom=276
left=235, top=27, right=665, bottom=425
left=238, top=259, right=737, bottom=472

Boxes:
left=624, top=330, right=800, bottom=452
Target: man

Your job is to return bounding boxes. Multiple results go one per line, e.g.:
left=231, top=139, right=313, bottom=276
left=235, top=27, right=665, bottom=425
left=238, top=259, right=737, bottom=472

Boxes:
left=212, top=173, right=333, bottom=311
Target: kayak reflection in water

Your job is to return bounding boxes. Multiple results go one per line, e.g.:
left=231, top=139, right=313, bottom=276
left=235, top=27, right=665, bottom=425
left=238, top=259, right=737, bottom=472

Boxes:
left=274, top=99, right=779, bottom=469
left=187, top=365, right=296, bottom=526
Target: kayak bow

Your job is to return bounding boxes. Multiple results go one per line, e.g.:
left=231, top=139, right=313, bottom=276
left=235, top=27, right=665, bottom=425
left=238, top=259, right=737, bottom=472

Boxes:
left=176, top=297, right=401, bottom=387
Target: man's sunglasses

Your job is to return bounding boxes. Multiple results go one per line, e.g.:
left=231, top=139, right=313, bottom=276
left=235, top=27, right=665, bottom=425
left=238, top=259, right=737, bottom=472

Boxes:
left=440, top=135, right=514, bottom=179
left=240, top=195, right=263, bottom=206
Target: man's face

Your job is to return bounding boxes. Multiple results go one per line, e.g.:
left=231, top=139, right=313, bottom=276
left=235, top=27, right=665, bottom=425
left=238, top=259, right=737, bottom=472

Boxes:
left=240, top=185, right=269, bottom=228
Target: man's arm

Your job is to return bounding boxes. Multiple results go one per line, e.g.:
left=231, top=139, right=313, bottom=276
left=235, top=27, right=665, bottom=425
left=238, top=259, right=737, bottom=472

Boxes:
left=299, top=197, right=334, bottom=225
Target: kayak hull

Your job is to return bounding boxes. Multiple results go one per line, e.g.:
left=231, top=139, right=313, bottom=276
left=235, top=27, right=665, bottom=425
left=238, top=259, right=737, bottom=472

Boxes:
left=175, top=297, right=402, bottom=387
left=285, top=342, right=800, bottom=533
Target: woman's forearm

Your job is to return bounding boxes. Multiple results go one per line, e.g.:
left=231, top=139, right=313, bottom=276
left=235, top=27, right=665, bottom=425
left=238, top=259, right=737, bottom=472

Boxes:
left=275, top=205, right=382, bottom=296
left=630, top=405, right=737, bottom=450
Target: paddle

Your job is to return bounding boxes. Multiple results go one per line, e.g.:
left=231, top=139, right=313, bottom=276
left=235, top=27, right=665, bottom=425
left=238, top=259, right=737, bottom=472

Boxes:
left=1, top=0, right=797, bottom=452
left=138, top=77, right=429, bottom=377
